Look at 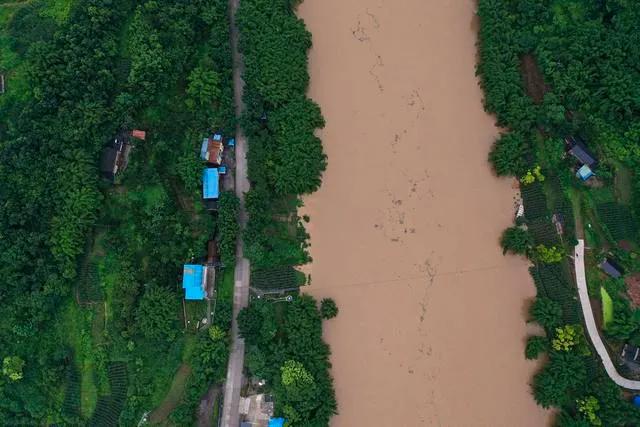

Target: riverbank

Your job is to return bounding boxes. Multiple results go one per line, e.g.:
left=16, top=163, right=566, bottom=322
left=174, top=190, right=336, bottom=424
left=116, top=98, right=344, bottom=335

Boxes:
left=298, top=0, right=551, bottom=425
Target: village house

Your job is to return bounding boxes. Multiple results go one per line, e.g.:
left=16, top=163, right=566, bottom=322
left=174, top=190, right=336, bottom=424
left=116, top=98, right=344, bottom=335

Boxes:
left=100, top=134, right=132, bottom=181
left=203, top=167, right=220, bottom=210
left=201, top=133, right=224, bottom=165
left=566, top=136, right=597, bottom=181
left=182, top=264, right=207, bottom=300
left=600, top=257, right=624, bottom=279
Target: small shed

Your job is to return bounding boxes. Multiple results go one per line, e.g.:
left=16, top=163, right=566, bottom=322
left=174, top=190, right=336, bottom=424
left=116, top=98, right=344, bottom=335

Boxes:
left=622, top=344, right=640, bottom=364
left=182, top=264, right=206, bottom=300
left=576, top=164, right=594, bottom=181
left=0, top=74, right=5, bottom=94
left=600, top=258, right=623, bottom=279
left=551, top=213, right=564, bottom=235
left=131, top=129, right=146, bottom=140
left=203, top=168, right=220, bottom=200
left=566, top=136, right=597, bottom=166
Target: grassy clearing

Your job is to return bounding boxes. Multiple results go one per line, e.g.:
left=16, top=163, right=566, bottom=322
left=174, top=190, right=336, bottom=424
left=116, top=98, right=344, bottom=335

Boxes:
left=601, top=286, right=614, bottom=329
left=61, top=302, right=98, bottom=418
left=185, top=300, right=209, bottom=331
left=217, top=268, right=234, bottom=301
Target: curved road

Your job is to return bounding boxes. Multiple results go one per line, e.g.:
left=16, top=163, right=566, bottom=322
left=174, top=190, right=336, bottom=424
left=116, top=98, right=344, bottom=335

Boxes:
left=574, top=239, right=640, bottom=390
left=220, top=0, right=250, bottom=425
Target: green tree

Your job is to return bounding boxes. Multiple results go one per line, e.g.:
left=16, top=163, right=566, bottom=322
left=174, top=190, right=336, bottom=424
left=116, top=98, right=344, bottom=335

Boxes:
left=532, top=352, right=587, bottom=408
left=281, top=360, right=314, bottom=388
left=525, top=335, right=548, bottom=360
left=552, top=325, right=580, bottom=352
left=136, top=286, right=179, bottom=341
left=535, top=244, right=564, bottom=264
left=2, top=356, right=25, bottom=382
left=577, top=396, right=602, bottom=426
left=186, top=66, right=221, bottom=110
left=500, top=226, right=532, bottom=255
left=320, top=298, right=338, bottom=319
left=488, top=132, right=529, bottom=176
left=529, top=297, right=563, bottom=329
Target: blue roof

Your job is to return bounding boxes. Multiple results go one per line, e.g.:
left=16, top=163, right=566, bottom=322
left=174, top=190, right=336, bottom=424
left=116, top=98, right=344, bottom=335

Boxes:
left=182, top=264, right=205, bottom=300
left=200, top=138, right=209, bottom=160
left=203, top=168, right=220, bottom=199
left=576, top=164, right=594, bottom=181
left=634, top=395, right=640, bottom=407
left=269, top=418, right=285, bottom=427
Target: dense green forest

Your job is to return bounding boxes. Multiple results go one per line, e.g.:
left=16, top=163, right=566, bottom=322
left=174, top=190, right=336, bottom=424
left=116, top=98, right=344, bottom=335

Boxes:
left=0, top=0, right=235, bottom=424
left=478, top=0, right=640, bottom=425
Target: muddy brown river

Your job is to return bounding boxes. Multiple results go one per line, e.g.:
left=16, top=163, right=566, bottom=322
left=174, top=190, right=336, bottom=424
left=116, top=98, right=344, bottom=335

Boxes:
left=298, top=0, right=551, bottom=425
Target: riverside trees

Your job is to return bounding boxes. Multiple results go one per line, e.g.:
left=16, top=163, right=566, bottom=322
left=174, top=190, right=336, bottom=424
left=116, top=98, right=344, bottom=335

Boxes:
left=237, top=0, right=327, bottom=269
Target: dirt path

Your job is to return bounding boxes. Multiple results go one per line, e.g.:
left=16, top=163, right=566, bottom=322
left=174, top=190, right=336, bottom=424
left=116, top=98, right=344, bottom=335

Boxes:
left=298, top=0, right=551, bottom=425
left=149, top=363, right=192, bottom=424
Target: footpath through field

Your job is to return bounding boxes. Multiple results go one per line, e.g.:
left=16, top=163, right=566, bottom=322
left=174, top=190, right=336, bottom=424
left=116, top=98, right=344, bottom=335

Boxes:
left=220, top=0, right=250, bottom=425
left=574, top=239, right=640, bottom=390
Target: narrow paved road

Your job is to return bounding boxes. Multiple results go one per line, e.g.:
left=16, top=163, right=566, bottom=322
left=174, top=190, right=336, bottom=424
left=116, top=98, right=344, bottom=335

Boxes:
left=220, top=0, right=250, bottom=425
left=574, top=239, right=640, bottom=390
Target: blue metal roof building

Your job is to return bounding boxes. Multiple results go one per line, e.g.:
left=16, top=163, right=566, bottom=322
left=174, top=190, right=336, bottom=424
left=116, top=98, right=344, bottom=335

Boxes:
left=269, top=418, right=285, bottom=427
left=203, top=168, right=220, bottom=200
left=576, top=164, right=594, bottom=181
left=182, top=264, right=206, bottom=300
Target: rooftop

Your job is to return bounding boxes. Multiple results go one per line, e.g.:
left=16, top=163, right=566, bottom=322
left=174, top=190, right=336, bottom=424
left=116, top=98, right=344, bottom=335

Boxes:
left=182, top=264, right=206, bottom=300
left=203, top=168, right=220, bottom=200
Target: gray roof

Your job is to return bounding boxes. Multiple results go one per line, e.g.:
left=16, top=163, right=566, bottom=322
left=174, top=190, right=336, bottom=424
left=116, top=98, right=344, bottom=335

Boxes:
left=622, top=344, right=640, bottom=363
left=566, top=136, right=597, bottom=166
left=600, top=258, right=623, bottom=278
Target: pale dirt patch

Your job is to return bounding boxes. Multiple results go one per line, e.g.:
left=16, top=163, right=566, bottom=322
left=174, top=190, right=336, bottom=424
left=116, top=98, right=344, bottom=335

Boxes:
left=297, top=0, right=552, bottom=425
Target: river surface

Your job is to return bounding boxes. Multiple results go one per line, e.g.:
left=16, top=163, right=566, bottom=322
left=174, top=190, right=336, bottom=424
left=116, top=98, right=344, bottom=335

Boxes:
left=298, top=0, right=551, bottom=425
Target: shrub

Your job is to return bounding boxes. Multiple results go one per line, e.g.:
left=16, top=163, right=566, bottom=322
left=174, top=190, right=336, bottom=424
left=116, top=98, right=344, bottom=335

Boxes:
left=500, top=226, right=532, bottom=256
left=488, top=132, right=529, bottom=176
left=320, top=298, right=338, bottom=319
left=530, top=297, right=563, bottom=329
left=525, top=336, right=548, bottom=360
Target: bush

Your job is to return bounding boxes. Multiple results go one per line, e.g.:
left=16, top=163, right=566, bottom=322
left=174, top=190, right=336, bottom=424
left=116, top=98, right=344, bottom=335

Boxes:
left=218, top=191, right=240, bottom=267
left=320, top=298, right=338, bottom=320
left=525, top=336, right=548, bottom=360
left=530, top=297, right=563, bottom=329
left=489, top=132, right=529, bottom=176
left=500, top=226, right=532, bottom=256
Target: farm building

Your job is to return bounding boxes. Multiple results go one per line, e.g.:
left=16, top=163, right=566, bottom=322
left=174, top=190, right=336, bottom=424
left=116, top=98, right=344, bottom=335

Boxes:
left=600, top=258, right=623, bottom=279
left=566, top=136, right=597, bottom=167
left=576, top=164, right=594, bottom=181
left=182, top=264, right=207, bottom=300
left=100, top=135, right=132, bottom=181
left=203, top=168, right=220, bottom=211
left=200, top=134, right=224, bottom=165
left=622, top=344, right=640, bottom=365
left=239, top=394, right=277, bottom=427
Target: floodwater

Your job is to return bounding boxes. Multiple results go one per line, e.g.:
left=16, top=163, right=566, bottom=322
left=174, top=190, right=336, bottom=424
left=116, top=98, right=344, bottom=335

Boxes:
left=298, top=0, right=551, bottom=425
